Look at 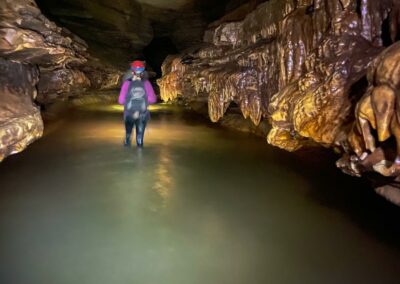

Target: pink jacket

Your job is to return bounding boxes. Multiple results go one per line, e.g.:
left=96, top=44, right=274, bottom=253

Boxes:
left=118, top=80, right=157, bottom=105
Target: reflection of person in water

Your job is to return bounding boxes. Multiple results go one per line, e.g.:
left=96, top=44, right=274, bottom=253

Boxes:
left=118, top=60, right=157, bottom=147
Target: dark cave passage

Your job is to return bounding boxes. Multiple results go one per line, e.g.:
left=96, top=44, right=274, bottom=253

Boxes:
left=34, top=0, right=251, bottom=70
left=144, top=37, right=179, bottom=78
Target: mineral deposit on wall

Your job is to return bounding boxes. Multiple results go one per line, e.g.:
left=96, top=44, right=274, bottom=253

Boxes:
left=0, top=0, right=121, bottom=161
left=0, top=58, right=43, bottom=161
left=158, top=0, right=400, bottom=204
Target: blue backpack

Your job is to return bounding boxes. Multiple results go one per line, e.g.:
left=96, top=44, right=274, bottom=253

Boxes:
left=125, top=80, right=148, bottom=117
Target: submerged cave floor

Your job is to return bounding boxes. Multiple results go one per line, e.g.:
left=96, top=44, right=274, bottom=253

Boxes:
left=0, top=102, right=400, bottom=284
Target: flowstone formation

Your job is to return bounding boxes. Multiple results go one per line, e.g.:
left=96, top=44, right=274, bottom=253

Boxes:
left=0, top=0, right=120, bottom=161
left=337, top=42, right=400, bottom=205
left=158, top=0, right=400, bottom=204
left=0, top=58, right=43, bottom=162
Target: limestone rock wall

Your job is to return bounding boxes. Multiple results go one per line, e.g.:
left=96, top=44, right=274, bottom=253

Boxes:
left=0, top=0, right=87, bottom=66
left=34, top=0, right=256, bottom=68
left=37, top=69, right=91, bottom=103
left=81, top=58, right=122, bottom=91
left=36, top=0, right=154, bottom=67
left=337, top=42, right=400, bottom=205
left=158, top=0, right=400, bottom=204
left=0, top=58, right=43, bottom=161
left=0, top=0, right=121, bottom=161
left=1, top=0, right=121, bottom=99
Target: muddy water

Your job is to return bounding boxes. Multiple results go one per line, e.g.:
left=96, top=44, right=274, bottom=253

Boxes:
left=0, top=103, right=399, bottom=284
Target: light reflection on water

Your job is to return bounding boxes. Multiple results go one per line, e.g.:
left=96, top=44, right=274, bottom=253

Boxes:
left=0, top=103, right=399, bottom=284
left=152, top=147, right=174, bottom=208
left=80, top=103, right=174, bottom=113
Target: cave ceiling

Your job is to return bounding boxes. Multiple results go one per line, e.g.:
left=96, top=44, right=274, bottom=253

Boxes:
left=35, top=0, right=247, bottom=67
left=137, top=0, right=190, bottom=9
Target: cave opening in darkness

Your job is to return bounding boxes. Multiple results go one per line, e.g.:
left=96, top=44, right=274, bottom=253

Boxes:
left=144, top=37, right=179, bottom=78
left=381, top=12, right=400, bottom=47
left=382, top=15, right=394, bottom=47
left=226, top=101, right=242, bottom=114
left=34, top=0, right=250, bottom=69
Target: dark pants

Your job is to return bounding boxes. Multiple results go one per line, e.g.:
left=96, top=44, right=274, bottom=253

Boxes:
left=125, top=114, right=147, bottom=146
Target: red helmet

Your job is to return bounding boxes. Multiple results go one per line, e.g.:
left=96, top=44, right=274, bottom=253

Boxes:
left=130, top=60, right=145, bottom=70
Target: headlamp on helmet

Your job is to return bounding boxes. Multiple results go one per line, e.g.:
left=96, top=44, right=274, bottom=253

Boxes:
left=130, top=60, right=145, bottom=75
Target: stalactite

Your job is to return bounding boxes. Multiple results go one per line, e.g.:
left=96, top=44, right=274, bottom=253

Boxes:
left=158, top=0, right=400, bottom=205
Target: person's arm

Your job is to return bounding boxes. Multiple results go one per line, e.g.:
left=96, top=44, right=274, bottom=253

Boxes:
left=118, top=81, right=130, bottom=105
left=144, top=80, right=157, bottom=104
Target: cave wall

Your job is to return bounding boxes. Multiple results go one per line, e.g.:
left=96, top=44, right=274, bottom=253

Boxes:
left=0, top=0, right=121, bottom=161
left=158, top=0, right=400, bottom=204
left=35, top=0, right=154, bottom=67
left=35, top=0, right=254, bottom=68
left=0, top=0, right=250, bottom=161
left=0, top=58, right=43, bottom=161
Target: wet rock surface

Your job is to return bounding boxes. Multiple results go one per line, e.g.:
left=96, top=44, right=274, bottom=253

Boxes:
left=0, top=58, right=43, bottom=162
left=0, top=0, right=87, bottom=67
left=337, top=41, right=400, bottom=205
left=35, top=0, right=251, bottom=68
left=35, top=0, right=153, bottom=66
left=1, top=0, right=121, bottom=98
left=37, top=69, right=91, bottom=103
left=0, top=0, right=121, bottom=160
left=158, top=0, right=400, bottom=204
left=81, top=58, right=122, bottom=91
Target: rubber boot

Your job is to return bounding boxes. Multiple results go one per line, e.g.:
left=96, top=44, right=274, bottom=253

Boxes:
left=124, top=133, right=131, bottom=146
left=136, top=134, right=143, bottom=148
left=136, top=118, right=146, bottom=148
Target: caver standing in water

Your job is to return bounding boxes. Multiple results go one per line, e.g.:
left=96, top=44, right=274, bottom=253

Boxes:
left=118, top=60, right=157, bottom=147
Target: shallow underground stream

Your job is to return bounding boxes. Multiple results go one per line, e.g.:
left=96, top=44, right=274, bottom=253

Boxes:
left=2, top=0, right=400, bottom=283
left=0, top=99, right=399, bottom=284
